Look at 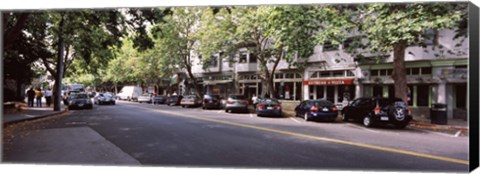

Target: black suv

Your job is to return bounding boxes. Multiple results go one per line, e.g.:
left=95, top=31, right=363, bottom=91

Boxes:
left=341, top=97, right=412, bottom=128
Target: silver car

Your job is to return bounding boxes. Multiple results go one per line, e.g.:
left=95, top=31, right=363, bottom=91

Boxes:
left=137, top=93, right=153, bottom=103
left=225, top=94, right=249, bottom=113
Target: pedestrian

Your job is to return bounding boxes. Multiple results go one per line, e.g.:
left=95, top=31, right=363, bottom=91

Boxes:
left=252, top=94, right=258, bottom=109
left=45, top=87, right=53, bottom=107
left=35, top=87, right=43, bottom=107
left=26, top=88, right=35, bottom=107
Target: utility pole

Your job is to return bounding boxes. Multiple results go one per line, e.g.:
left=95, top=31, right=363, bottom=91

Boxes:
left=54, top=14, right=65, bottom=111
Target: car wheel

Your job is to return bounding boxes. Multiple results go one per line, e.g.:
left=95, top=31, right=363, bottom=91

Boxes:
left=225, top=109, right=230, bottom=113
left=363, top=115, right=373, bottom=127
left=341, top=112, right=349, bottom=122
left=304, top=113, right=310, bottom=121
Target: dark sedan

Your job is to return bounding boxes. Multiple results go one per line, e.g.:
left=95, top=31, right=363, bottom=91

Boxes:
left=341, top=97, right=412, bottom=128
left=256, top=98, right=282, bottom=117
left=67, top=93, right=93, bottom=110
left=152, top=95, right=167, bottom=104
left=202, top=94, right=223, bottom=109
left=166, top=95, right=183, bottom=106
left=295, top=99, right=338, bottom=122
left=93, top=92, right=116, bottom=105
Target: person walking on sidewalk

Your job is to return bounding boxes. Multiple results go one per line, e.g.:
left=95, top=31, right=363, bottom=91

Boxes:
left=45, top=87, right=53, bottom=107
left=26, top=88, right=35, bottom=107
left=35, top=87, right=43, bottom=107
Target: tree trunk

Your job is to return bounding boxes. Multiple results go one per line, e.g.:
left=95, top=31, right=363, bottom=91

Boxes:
left=391, top=43, right=409, bottom=103
left=53, top=14, right=65, bottom=111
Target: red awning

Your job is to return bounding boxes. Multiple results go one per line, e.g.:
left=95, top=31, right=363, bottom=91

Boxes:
left=303, top=79, right=354, bottom=86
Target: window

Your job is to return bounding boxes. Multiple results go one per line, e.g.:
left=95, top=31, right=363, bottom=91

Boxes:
left=239, top=51, right=247, bottom=63
left=275, top=74, right=283, bottom=79
left=322, top=41, right=339, bottom=52
left=210, top=55, right=218, bottom=67
left=310, top=72, right=318, bottom=78
left=387, top=69, right=393, bottom=76
left=411, top=68, right=420, bottom=75
left=343, top=36, right=363, bottom=50
left=347, top=71, right=355, bottom=77
left=371, top=70, right=379, bottom=77
left=421, top=67, right=432, bottom=75
left=380, top=69, right=387, bottom=76
left=320, top=71, right=330, bottom=77
left=285, top=73, right=294, bottom=79
left=249, top=53, right=257, bottom=63
left=332, top=71, right=344, bottom=77
left=250, top=75, right=257, bottom=80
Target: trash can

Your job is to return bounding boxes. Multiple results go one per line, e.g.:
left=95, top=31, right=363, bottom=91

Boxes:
left=430, top=103, right=447, bottom=125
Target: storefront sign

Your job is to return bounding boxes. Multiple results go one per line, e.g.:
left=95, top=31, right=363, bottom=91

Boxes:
left=303, top=79, right=354, bottom=86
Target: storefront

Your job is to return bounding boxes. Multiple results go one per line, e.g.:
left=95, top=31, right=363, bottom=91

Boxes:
left=202, top=74, right=234, bottom=99
left=304, top=78, right=355, bottom=104
left=238, top=72, right=303, bottom=101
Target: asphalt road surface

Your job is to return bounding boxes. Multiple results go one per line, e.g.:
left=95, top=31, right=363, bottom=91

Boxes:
left=3, top=100, right=469, bottom=172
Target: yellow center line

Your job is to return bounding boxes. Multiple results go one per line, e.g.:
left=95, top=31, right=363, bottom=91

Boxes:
left=129, top=104, right=469, bottom=165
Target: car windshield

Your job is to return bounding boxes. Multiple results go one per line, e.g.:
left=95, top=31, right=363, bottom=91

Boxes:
left=313, top=100, right=333, bottom=107
left=103, top=93, right=112, bottom=97
left=72, top=94, right=88, bottom=99
left=230, top=95, right=246, bottom=100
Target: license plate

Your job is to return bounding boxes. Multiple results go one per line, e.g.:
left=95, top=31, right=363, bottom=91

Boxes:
left=78, top=104, right=84, bottom=107
left=381, top=117, right=389, bottom=121
left=322, top=108, right=329, bottom=111
left=267, top=107, right=273, bottom=110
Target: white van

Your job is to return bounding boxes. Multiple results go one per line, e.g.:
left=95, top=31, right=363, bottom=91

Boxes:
left=117, top=86, right=143, bottom=101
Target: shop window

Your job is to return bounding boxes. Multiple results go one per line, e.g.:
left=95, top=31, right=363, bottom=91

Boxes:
left=249, top=53, right=257, bottom=63
left=316, top=86, right=324, bottom=99
left=320, top=71, right=330, bottom=77
left=332, top=71, right=344, bottom=77
left=388, top=85, right=395, bottom=100
left=456, top=84, right=467, bottom=109
left=411, top=68, right=420, bottom=75
left=373, top=86, right=383, bottom=98
left=296, top=82, right=302, bottom=100
left=326, top=86, right=335, bottom=103
left=408, top=85, right=414, bottom=106
left=239, top=51, right=247, bottom=63
left=421, top=67, right=432, bottom=75
left=417, top=85, right=429, bottom=107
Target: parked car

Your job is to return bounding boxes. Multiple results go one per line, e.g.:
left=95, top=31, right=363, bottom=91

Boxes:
left=137, top=93, right=153, bottom=103
left=256, top=98, right=282, bottom=117
left=295, top=99, right=338, bottom=122
left=67, top=93, right=93, bottom=110
left=152, top=95, right=167, bottom=104
left=202, top=94, right=223, bottom=109
left=166, top=95, right=183, bottom=106
left=63, top=90, right=81, bottom=105
left=180, top=95, right=202, bottom=108
left=94, top=92, right=116, bottom=105
left=116, top=86, right=142, bottom=101
left=225, top=94, right=249, bottom=113
left=341, top=97, right=412, bottom=128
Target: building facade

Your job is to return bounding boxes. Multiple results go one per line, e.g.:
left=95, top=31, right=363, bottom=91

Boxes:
left=183, top=29, right=468, bottom=119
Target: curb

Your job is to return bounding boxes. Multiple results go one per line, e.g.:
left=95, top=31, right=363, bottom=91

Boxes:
left=3, top=109, right=69, bottom=127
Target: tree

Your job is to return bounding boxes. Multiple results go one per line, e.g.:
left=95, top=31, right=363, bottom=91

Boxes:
left=150, top=7, right=205, bottom=98
left=197, top=6, right=320, bottom=98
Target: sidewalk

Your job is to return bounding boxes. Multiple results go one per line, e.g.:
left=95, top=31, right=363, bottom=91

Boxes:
left=3, top=99, right=67, bottom=126
left=408, top=115, right=469, bottom=137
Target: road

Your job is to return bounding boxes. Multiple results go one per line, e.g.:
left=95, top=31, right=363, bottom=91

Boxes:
left=3, top=100, right=469, bottom=172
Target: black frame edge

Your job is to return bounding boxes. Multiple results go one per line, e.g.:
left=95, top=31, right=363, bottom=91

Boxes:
left=469, top=1, right=480, bottom=172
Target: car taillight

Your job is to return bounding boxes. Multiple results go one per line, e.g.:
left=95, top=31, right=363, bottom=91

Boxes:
left=226, top=100, right=234, bottom=104
left=407, top=108, right=411, bottom=115
left=374, top=106, right=381, bottom=115
left=258, top=104, right=265, bottom=109
left=332, top=106, right=338, bottom=112
left=274, top=105, right=281, bottom=110
left=310, top=106, right=319, bottom=112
